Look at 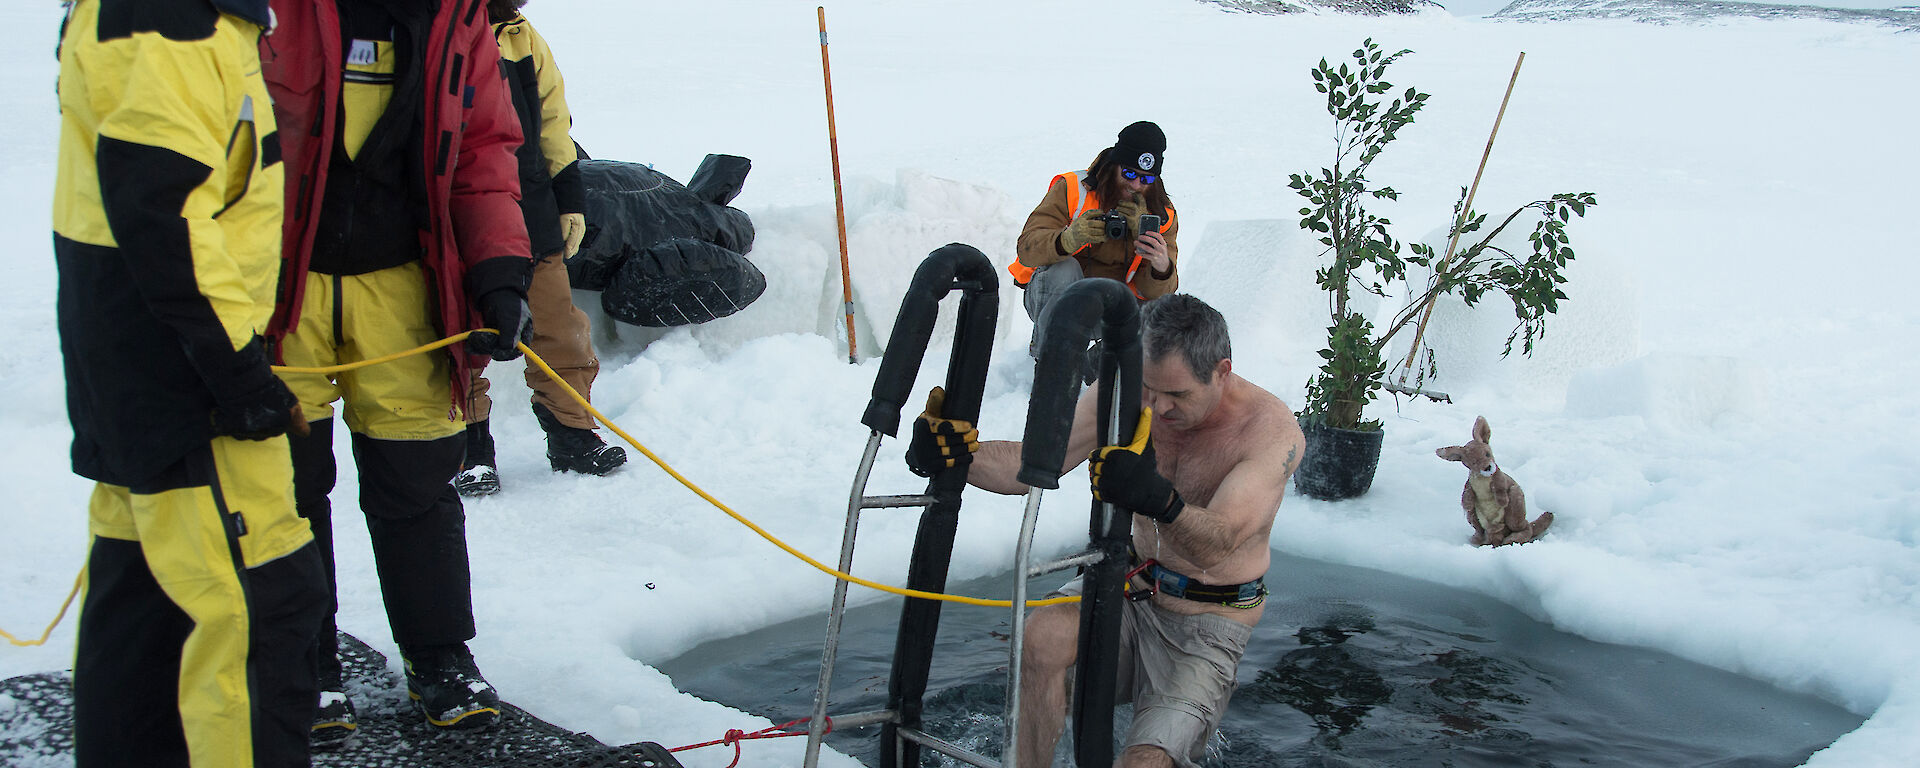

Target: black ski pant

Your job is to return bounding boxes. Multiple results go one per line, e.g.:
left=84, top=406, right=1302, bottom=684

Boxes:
left=291, top=418, right=474, bottom=686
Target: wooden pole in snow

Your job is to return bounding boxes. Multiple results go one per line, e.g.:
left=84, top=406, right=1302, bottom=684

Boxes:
left=1392, top=51, right=1527, bottom=392
left=819, top=6, right=857, bottom=363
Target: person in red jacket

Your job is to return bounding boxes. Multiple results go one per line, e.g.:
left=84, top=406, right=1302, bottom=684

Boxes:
left=259, top=0, right=535, bottom=746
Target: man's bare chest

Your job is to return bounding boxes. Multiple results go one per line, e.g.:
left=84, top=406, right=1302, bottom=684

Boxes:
left=1156, top=438, right=1234, bottom=507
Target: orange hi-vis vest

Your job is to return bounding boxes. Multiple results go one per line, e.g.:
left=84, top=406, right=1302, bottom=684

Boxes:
left=1009, top=171, right=1172, bottom=299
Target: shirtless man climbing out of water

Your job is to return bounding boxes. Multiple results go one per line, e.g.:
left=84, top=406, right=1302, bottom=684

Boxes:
left=905, top=293, right=1304, bottom=767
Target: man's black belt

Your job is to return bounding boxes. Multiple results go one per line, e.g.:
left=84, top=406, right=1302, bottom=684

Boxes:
left=1126, top=549, right=1266, bottom=609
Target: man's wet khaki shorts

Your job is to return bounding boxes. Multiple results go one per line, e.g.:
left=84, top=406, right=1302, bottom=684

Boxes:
left=1053, top=577, right=1254, bottom=766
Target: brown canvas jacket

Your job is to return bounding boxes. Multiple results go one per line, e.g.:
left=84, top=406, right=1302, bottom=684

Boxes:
left=1014, top=174, right=1179, bottom=299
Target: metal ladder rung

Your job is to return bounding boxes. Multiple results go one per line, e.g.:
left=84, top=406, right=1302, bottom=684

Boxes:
left=858, top=494, right=936, bottom=509
left=896, top=726, right=999, bottom=768
left=1028, top=548, right=1103, bottom=578
left=819, top=708, right=896, bottom=731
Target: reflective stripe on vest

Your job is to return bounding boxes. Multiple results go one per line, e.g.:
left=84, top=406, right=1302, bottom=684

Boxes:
left=1007, top=170, right=1170, bottom=300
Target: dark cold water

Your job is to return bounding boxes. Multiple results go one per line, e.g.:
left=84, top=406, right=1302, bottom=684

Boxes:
left=658, top=550, right=1862, bottom=767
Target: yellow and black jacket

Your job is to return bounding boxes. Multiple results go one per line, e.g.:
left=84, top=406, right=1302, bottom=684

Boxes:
left=54, top=0, right=286, bottom=487
left=494, top=11, right=582, bottom=258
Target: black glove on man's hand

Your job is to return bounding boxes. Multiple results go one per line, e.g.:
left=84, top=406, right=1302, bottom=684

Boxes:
left=200, top=336, right=308, bottom=440
left=213, top=376, right=308, bottom=441
left=465, top=256, right=535, bottom=361
left=468, top=289, right=533, bottom=361
left=1089, top=408, right=1184, bottom=524
left=905, top=386, right=979, bottom=478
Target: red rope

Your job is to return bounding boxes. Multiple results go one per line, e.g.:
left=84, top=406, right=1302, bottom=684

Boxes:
left=667, top=716, right=827, bottom=768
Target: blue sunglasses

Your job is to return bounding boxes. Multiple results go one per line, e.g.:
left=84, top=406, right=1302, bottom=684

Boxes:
left=1121, top=168, right=1158, bottom=185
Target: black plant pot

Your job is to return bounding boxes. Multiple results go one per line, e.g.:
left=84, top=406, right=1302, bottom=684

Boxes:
left=1294, top=415, right=1385, bottom=501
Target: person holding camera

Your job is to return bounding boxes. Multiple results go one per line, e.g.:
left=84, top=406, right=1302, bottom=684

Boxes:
left=1011, top=120, right=1180, bottom=356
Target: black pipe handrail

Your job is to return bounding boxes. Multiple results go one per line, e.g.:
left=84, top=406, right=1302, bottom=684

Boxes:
left=868, top=244, right=998, bottom=768
left=861, top=243, right=997, bottom=437
left=1018, top=279, right=1142, bottom=488
left=1021, top=277, right=1142, bottom=768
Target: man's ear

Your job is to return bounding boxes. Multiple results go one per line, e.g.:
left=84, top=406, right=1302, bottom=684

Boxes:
left=1214, top=357, right=1231, bottom=382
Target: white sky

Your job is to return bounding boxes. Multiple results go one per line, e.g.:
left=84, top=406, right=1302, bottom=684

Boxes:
left=3, top=1, right=1918, bottom=767
left=1441, top=0, right=1918, bottom=17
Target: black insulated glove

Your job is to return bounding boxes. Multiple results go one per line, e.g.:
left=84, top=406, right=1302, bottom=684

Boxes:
left=905, top=387, right=979, bottom=478
left=464, top=256, right=535, bottom=362
left=1089, top=408, right=1184, bottom=524
left=213, top=378, right=307, bottom=441
left=202, top=337, right=308, bottom=440
left=468, top=289, right=532, bottom=362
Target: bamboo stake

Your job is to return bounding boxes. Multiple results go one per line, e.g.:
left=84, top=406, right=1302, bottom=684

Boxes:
left=818, top=6, right=857, bottom=364
left=1392, top=51, right=1526, bottom=391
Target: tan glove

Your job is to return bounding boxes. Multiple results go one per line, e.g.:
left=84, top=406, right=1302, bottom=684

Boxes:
left=1058, top=209, right=1109, bottom=254
left=559, top=212, right=587, bottom=258
left=905, top=386, right=979, bottom=478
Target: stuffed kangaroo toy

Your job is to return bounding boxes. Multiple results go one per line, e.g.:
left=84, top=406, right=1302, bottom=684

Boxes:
left=1436, top=416, right=1552, bottom=547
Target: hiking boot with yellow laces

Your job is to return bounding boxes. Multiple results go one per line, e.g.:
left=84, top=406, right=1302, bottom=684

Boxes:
left=310, top=689, right=358, bottom=750
left=403, top=643, right=502, bottom=732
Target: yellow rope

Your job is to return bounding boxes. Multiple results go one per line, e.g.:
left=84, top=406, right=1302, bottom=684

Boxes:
left=512, top=336, right=1078, bottom=610
left=1, top=570, right=83, bottom=647
left=3, top=331, right=1073, bottom=646
left=270, top=331, right=471, bottom=374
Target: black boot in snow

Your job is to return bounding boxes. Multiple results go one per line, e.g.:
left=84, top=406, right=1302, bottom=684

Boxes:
left=402, top=643, right=501, bottom=733
left=532, top=403, right=627, bottom=475
left=310, top=689, right=358, bottom=750
left=310, top=663, right=358, bottom=750
left=453, top=420, right=501, bottom=497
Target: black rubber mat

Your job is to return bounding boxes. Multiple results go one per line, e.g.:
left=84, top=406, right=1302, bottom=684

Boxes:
left=0, top=632, right=681, bottom=768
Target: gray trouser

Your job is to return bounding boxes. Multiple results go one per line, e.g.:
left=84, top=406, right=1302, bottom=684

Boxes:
left=1048, top=577, right=1254, bottom=767
left=1024, top=259, right=1086, bottom=355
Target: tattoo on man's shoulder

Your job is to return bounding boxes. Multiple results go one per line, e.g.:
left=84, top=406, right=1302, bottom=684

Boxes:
left=1283, top=445, right=1299, bottom=476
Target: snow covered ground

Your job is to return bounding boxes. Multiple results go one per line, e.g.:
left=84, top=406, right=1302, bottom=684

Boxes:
left=3, top=1, right=1917, bottom=766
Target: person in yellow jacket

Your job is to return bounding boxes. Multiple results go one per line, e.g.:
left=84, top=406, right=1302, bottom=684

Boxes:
left=455, top=0, right=627, bottom=497
left=1013, top=121, right=1180, bottom=360
left=53, top=0, right=329, bottom=765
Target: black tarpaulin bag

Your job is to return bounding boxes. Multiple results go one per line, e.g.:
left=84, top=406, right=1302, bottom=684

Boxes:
left=603, top=238, right=767, bottom=327
left=568, top=156, right=756, bottom=292
left=686, top=153, right=752, bottom=206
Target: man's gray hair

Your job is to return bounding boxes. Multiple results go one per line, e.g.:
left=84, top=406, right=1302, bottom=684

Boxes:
left=1140, top=294, right=1231, bottom=383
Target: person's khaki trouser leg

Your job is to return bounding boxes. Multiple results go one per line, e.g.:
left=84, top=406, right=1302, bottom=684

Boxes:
left=522, top=252, right=599, bottom=429
left=463, top=253, right=596, bottom=428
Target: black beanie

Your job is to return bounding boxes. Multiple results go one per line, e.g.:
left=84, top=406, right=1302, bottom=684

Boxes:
left=1111, top=121, right=1166, bottom=176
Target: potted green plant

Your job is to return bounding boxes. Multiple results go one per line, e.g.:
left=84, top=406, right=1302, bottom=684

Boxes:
left=1287, top=39, right=1597, bottom=500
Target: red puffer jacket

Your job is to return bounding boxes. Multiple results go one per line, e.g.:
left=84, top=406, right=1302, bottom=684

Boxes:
left=260, top=0, right=530, bottom=404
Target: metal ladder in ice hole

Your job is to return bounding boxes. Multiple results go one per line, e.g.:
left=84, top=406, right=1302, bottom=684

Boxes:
left=801, top=249, right=1148, bottom=768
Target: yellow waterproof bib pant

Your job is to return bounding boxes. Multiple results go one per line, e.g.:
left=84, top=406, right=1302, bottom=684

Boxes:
left=77, top=436, right=326, bottom=768
left=274, top=263, right=476, bottom=686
